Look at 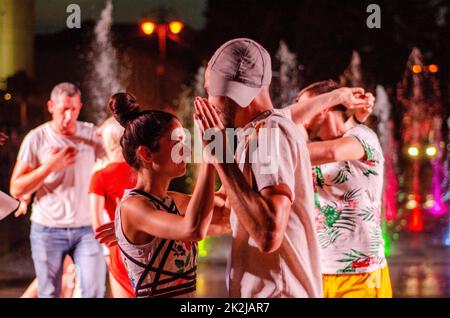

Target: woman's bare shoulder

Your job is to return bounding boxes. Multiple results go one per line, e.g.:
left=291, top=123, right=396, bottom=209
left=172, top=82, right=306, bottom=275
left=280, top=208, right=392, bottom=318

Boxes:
left=168, top=191, right=191, bottom=215
left=120, top=194, right=157, bottom=214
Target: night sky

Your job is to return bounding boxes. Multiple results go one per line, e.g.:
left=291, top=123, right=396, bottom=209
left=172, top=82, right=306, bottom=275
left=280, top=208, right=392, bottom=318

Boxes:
left=35, top=0, right=207, bottom=33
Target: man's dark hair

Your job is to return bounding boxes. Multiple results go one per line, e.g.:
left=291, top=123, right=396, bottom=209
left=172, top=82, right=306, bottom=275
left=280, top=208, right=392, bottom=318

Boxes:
left=297, top=80, right=346, bottom=112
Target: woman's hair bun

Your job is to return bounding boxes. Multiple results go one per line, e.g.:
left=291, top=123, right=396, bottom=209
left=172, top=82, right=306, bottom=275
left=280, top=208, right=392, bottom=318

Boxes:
left=108, top=92, right=141, bottom=127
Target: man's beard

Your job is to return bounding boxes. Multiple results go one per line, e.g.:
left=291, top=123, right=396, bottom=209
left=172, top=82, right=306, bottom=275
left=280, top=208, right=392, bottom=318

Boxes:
left=220, top=99, right=236, bottom=128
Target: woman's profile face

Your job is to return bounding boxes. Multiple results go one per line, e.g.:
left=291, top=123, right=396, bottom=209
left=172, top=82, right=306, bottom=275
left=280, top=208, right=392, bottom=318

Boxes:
left=150, top=119, right=187, bottom=178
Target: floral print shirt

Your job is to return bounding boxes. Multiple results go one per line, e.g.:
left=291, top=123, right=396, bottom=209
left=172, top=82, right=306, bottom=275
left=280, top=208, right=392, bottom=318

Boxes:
left=313, top=125, right=386, bottom=274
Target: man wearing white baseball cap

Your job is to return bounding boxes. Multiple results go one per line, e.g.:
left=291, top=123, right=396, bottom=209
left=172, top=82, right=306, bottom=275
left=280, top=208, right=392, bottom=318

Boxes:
left=194, top=38, right=322, bottom=297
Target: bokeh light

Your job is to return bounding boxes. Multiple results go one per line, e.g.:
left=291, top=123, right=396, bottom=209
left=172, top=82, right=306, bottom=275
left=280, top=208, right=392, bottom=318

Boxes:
left=412, top=64, right=422, bottom=73
left=425, top=146, right=437, bottom=158
left=408, top=146, right=419, bottom=157
left=141, top=21, right=156, bottom=35
left=169, top=21, right=184, bottom=34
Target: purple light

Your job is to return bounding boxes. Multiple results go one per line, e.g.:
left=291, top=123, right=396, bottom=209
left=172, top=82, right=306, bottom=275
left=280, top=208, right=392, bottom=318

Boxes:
left=429, top=143, right=447, bottom=217
left=431, top=201, right=446, bottom=216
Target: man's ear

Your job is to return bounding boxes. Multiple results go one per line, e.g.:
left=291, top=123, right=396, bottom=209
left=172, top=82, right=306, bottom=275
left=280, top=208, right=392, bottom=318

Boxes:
left=47, top=100, right=54, bottom=114
left=137, top=145, right=152, bottom=165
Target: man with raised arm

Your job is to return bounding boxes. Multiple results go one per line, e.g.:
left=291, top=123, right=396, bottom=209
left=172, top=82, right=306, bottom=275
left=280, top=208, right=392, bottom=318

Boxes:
left=10, top=83, right=107, bottom=298
left=194, top=39, right=369, bottom=298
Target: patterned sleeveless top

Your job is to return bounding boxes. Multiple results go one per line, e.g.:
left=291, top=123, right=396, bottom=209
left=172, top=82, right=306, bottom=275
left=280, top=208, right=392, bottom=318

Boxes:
left=115, top=189, right=198, bottom=298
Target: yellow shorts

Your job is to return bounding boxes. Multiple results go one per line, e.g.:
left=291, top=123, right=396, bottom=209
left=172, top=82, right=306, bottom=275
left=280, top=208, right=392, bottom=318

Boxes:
left=322, top=265, right=393, bottom=298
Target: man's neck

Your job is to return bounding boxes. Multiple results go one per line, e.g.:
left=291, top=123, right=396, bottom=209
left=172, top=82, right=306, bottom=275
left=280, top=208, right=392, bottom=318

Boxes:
left=50, top=120, right=77, bottom=136
left=234, top=103, right=273, bottom=128
left=344, top=116, right=358, bottom=131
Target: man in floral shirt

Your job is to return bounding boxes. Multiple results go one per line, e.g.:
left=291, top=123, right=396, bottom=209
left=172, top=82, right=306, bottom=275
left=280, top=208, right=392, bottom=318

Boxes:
left=287, top=80, right=392, bottom=298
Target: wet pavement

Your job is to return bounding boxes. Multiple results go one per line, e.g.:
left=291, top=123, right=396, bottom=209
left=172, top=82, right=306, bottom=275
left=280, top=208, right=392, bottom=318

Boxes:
left=1, top=233, right=449, bottom=298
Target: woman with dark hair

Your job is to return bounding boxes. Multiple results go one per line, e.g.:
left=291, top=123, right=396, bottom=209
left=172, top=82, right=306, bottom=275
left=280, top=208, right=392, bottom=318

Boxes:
left=107, top=93, right=219, bottom=298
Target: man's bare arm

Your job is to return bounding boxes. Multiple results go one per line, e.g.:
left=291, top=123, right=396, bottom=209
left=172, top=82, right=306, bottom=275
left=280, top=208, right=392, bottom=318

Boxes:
left=206, top=187, right=232, bottom=236
left=286, top=87, right=367, bottom=126
left=10, top=161, right=53, bottom=198
left=307, top=137, right=365, bottom=166
left=214, top=161, right=292, bottom=253
left=10, top=147, right=76, bottom=198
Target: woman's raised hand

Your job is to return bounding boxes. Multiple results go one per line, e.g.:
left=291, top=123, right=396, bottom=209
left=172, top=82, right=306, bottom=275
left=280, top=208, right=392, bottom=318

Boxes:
left=194, top=97, right=227, bottom=164
left=194, top=97, right=225, bottom=132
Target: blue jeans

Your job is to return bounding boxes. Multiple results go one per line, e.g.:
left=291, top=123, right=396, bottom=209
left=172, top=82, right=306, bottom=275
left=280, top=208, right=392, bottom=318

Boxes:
left=30, top=222, right=106, bottom=298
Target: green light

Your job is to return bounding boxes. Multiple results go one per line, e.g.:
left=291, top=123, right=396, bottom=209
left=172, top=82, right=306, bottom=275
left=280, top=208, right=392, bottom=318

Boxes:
left=198, top=238, right=208, bottom=258
left=382, top=221, right=391, bottom=257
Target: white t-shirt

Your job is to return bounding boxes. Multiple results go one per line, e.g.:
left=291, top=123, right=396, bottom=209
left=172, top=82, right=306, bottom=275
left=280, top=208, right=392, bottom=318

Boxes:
left=17, top=121, right=104, bottom=228
left=228, top=109, right=322, bottom=298
left=313, top=125, right=386, bottom=274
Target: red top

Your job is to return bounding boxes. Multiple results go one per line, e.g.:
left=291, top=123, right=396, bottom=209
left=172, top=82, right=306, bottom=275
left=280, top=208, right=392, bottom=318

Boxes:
left=89, top=161, right=137, bottom=297
left=89, top=162, right=137, bottom=221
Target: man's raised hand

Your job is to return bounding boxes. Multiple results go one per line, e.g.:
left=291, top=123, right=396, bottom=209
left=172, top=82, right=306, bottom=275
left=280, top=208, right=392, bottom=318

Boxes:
left=336, top=87, right=370, bottom=110
left=45, top=146, right=77, bottom=173
left=194, top=97, right=228, bottom=164
left=354, top=92, right=375, bottom=123
left=194, top=97, right=225, bottom=132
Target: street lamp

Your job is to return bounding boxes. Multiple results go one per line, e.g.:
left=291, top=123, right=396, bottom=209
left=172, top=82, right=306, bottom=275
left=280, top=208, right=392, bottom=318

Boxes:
left=411, top=64, right=439, bottom=74
left=168, top=21, right=184, bottom=34
left=139, top=19, right=184, bottom=75
left=141, top=21, right=156, bottom=35
left=139, top=18, right=184, bottom=106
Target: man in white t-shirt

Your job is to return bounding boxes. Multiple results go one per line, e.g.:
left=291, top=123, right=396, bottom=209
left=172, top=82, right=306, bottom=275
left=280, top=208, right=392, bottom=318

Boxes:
left=286, top=80, right=392, bottom=297
left=10, top=83, right=107, bottom=298
left=194, top=38, right=322, bottom=298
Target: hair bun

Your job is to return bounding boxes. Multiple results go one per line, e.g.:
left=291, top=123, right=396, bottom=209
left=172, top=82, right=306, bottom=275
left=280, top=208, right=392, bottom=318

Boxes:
left=108, top=93, right=141, bottom=127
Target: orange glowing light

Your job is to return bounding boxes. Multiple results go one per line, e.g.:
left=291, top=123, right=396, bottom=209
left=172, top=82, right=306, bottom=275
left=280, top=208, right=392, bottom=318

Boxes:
left=141, top=21, right=156, bottom=35
left=4, top=93, right=12, bottom=101
left=411, top=65, right=422, bottom=74
left=169, top=21, right=184, bottom=34
left=428, top=64, right=439, bottom=73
